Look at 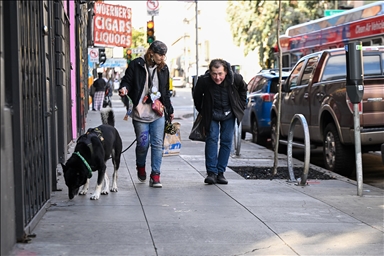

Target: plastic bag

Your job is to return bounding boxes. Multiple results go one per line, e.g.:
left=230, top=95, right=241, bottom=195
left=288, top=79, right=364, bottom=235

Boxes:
left=163, top=122, right=181, bottom=156
left=188, top=113, right=206, bottom=142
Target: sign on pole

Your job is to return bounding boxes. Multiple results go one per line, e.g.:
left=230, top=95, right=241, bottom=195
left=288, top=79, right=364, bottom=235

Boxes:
left=131, top=47, right=146, bottom=54
left=88, top=48, right=99, bottom=63
left=324, top=10, right=345, bottom=16
left=93, top=2, right=132, bottom=48
left=147, top=0, right=160, bottom=16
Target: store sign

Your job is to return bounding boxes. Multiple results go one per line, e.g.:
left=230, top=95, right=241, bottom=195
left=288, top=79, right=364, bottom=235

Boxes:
left=94, top=2, right=132, bottom=48
left=99, top=58, right=128, bottom=68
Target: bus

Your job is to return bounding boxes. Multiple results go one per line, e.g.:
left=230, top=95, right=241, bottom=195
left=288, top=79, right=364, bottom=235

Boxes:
left=277, top=1, right=384, bottom=68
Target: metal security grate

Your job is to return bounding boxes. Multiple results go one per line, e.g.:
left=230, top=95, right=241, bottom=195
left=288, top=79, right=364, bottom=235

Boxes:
left=18, top=0, right=50, bottom=226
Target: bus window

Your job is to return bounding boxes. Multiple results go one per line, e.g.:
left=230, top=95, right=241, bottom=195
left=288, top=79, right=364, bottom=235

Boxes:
left=291, top=53, right=301, bottom=67
left=362, top=41, right=371, bottom=46
left=372, top=38, right=382, bottom=45
left=282, top=54, right=290, bottom=68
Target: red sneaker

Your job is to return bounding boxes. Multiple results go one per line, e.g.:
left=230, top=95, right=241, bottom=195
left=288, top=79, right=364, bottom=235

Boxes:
left=149, top=173, right=162, bottom=188
left=137, top=166, right=146, bottom=182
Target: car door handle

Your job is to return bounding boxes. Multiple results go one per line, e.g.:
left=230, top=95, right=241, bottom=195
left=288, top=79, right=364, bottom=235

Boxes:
left=316, top=92, right=324, bottom=100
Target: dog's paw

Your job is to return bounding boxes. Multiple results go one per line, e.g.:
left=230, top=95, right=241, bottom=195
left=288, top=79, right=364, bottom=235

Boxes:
left=101, top=190, right=109, bottom=195
left=79, top=190, right=88, bottom=195
left=90, top=194, right=100, bottom=200
left=110, top=187, right=118, bottom=193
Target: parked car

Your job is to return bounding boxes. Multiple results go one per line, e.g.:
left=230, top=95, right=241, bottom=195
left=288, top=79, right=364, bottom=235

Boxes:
left=172, top=77, right=186, bottom=87
left=169, top=77, right=176, bottom=97
left=271, top=46, right=384, bottom=175
left=241, top=70, right=290, bottom=145
left=381, top=143, right=384, bottom=164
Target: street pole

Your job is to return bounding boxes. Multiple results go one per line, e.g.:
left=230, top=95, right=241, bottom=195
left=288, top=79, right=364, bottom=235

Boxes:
left=345, top=41, right=364, bottom=196
left=353, top=103, right=363, bottom=196
left=193, top=0, right=198, bottom=120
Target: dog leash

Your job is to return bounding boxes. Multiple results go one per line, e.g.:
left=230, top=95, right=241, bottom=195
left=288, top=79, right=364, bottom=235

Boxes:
left=121, top=138, right=137, bottom=154
left=106, top=138, right=137, bottom=160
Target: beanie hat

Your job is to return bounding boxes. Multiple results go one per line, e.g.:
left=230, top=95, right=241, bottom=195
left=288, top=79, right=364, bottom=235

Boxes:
left=149, top=40, right=167, bottom=55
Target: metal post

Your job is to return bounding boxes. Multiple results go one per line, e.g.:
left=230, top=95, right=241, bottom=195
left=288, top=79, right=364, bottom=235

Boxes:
left=354, top=104, right=363, bottom=196
left=195, top=0, right=198, bottom=79
left=193, top=0, right=198, bottom=120
left=345, top=41, right=364, bottom=196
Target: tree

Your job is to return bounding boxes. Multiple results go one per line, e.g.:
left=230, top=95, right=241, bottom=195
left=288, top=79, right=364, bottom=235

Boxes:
left=226, top=0, right=331, bottom=69
left=123, top=28, right=148, bottom=60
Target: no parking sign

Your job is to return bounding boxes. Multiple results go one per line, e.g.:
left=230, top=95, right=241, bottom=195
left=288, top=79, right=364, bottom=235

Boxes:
left=88, top=48, right=99, bottom=63
left=147, top=0, right=159, bottom=16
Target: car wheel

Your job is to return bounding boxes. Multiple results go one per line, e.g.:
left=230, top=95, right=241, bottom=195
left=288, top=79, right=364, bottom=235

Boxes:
left=251, top=117, right=267, bottom=146
left=271, top=117, right=286, bottom=153
left=323, top=123, right=354, bottom=176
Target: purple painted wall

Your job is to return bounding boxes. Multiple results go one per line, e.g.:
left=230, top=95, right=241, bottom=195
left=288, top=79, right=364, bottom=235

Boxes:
left=69, top=0, right=77, bottom=139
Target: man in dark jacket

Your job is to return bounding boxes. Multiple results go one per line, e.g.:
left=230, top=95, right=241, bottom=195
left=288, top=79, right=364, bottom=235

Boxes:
left=193, top=59, right=247, bottom=184
left=118, top=40, right=174, bottom=188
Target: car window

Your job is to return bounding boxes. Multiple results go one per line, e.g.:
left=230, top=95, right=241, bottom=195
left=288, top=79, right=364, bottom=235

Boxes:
left=254, top=77, right=268, bottom=92
left=287, top=60, right=304, bottom=88
left=322, top=53, right=383, bottom=81
left=321, top=55, right=346, bottom=81
left=300, top=57, right=318, bottom=85
left=363, top=55, right=382, bottom=75
left=248, top=76, right=263, bottom=93
left=247, top=77, right=255, bottom=92
left=269, top=78, right=279, bottom=93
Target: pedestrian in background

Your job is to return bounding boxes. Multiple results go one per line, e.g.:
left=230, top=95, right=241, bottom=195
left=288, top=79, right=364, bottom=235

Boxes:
left=103, top=75, right=114, bottom=108
left=92, top=72, right=107, bottom=110
left=193, top=59, right=247, bottom=185
left=119, top=40, right=174, bottom=188
left=89, top=83, right=96, bottom=111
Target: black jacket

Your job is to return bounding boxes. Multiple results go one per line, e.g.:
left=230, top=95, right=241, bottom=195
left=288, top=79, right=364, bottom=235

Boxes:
left=93, top=78, right=106, bottom=92
left=120, top=57, right=174, bottom=117
left=193, top=61, right=247, bottom=132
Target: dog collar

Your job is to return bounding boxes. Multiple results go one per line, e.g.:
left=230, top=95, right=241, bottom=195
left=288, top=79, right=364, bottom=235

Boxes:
left=73, top=152, right=93, bottom=178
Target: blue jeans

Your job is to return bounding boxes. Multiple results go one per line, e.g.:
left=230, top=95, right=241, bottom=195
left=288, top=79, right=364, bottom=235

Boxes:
left=132, top=116, right=165, bottom=174
left=205, top=117, right=236, bottom=174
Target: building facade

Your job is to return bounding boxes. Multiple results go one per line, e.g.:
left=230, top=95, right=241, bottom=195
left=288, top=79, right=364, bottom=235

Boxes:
left=0, top=1, right=91, bottom=254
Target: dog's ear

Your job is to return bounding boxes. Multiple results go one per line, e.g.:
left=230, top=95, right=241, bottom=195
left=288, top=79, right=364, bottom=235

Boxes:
left=61, top=163, right=67, bottom=173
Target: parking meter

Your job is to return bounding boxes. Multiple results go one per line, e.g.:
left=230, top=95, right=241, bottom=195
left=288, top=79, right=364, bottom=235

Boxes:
left=345, top=42, right=364, bottom=103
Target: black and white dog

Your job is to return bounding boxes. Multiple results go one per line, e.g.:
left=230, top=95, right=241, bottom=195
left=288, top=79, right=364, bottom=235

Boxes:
left=61, top=107, right=122, bottom=200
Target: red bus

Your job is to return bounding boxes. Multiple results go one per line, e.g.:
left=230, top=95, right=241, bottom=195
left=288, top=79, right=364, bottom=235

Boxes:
left=277, top=1, right=384, bottom=68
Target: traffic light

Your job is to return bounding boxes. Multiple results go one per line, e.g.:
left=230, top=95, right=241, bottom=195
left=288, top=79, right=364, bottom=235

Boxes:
left=147, top=20, right=155, bottom=44
left=126, top=49, right=132, bottom=64
left=99, top=48, right=106, bottom=65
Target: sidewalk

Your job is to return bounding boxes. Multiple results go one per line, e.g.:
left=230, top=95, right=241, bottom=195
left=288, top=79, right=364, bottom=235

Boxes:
left=11, top=95, right=384, bottom=256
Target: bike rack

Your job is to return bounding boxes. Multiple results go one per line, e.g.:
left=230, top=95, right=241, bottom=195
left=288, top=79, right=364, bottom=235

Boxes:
left=233, top=120, right=242, bottom=156
left=287, top=114, right=310, bottom=186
